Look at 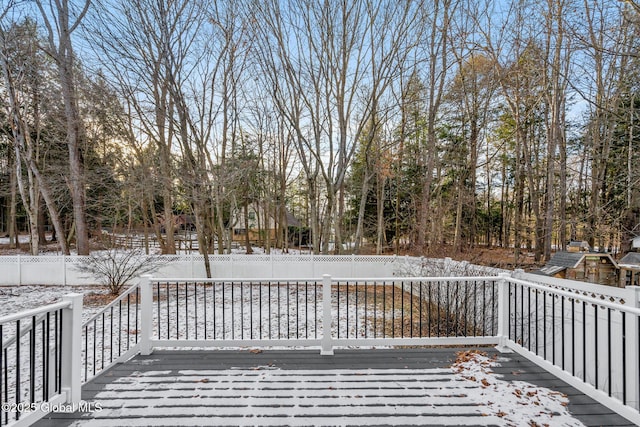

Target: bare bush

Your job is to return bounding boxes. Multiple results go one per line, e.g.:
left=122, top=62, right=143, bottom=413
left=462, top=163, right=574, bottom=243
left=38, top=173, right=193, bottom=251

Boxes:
left=75, top=249, right=164, bottom=294
left=393, top=257, right=508, bottom=277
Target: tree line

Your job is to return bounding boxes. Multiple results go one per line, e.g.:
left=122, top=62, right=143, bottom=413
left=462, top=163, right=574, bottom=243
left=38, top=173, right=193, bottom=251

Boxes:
left=0, top=0, right=638, bottom=268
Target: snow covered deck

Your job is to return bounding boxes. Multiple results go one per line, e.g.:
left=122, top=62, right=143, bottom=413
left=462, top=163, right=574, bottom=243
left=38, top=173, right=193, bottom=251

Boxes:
left=33, top=348, right=632, bottom=426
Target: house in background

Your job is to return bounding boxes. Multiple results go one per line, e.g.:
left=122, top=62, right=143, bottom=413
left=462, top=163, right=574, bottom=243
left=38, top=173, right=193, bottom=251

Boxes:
left=231, top=204, right=301, bottom=245
left=619, top=252, right=640, bottom=287
left=619, top=236, right=640, bottom=287
left=535, top=241, right=619, bottom=287
left=231, top=205, right=274, bottom=244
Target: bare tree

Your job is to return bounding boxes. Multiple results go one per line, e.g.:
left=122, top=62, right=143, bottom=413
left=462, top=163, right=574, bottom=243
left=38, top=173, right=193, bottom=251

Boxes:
left=255, top=0, right=421, bottom=254
left=0, top=11, right=69, bottom=255
left=412, top=1, right=458, bottom=251
left=88, top=0, right=187, bottom=254
left=35, top=0, right=91, bottom=254
left=447, top=0, right=499, bottom=251
left=479, top=1, right=548, bottom=263
left=541, top=0, right=573, bottom=259
left=578, top=1, right=630, bottom=250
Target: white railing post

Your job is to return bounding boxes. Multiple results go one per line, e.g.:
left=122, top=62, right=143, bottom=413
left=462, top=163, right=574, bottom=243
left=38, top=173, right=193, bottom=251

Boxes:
left=625, top=286, right=640, bottom=410
left=139, top=275, right=153, bottom=355
left=61, top=293, right=83, bottom=404
left=496, top=272, right=512, bottom=353
left=321, top=274, right=334, bottom=355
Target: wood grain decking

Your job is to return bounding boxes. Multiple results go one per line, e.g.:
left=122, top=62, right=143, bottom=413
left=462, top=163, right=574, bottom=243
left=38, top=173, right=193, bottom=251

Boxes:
left=34, top=348, right=634, bottom=426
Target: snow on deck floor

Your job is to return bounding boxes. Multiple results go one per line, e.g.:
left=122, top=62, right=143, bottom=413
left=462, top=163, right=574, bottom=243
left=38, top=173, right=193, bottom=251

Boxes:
left=34, top=348, right=634, bottom=427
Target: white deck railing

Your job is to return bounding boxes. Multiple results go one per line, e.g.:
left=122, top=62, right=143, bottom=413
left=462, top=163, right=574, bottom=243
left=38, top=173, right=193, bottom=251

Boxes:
left=0, top=295, right=82, bottom=427
left=2, top=269, right=640, bottom=426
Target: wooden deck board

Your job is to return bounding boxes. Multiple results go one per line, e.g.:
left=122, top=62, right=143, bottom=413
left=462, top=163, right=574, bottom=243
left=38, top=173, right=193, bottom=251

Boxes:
left=34, top=348, right=635, bottom=426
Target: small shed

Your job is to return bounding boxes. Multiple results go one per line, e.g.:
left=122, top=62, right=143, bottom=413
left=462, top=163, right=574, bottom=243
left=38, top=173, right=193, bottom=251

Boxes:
left=567, top=241, right=590, bottom=252
left=619, top=252, right=640, bottom=287
left=535, top=251, right=619, bottom=287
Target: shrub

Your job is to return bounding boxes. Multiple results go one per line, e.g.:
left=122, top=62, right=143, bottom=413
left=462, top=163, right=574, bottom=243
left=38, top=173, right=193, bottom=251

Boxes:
left=75, top=249, right=164, bottom=295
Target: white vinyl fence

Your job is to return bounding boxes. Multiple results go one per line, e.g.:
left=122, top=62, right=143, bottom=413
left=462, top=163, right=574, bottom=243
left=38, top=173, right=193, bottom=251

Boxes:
left=0, top=254, right=504, bottom=286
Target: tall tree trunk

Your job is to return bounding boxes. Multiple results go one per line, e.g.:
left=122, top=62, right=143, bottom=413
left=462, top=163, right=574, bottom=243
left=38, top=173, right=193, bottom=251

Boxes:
left=453, top=177, right=464, bottom=251
left=37, top=195, right=46, bottom=244
left=194, top=207, right=211, bottom=277
left=354, top=169, right=372, bottom=254
left=13, top=145, right=38, bottom=255
left=309, top=177, right=320, bottom=254
left=376, top=174, right=386, bottom=254
left=335, top=185, right=344, bottom=255
left=8, top=154, right=18, bottom=249
left=468, top=121, right=478, bottom=247
left=417, top=0, right=451, bottom=252
left=514, top=126, right=525, bottom=264
left=215, top=196, right=227, bottom=254
left=322, top=187, right=335, bottom=254
left=36, top=0, right=91, bottom=254
left=243, top=202, right=253, bottom=254
left=559, top=109, right=567, bottom=252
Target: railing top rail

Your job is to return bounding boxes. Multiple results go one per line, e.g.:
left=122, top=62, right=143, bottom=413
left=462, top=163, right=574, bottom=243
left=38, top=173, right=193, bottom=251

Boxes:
left=1, top=311, right=52, bottom=349
left=147, top=275, right=503, bottom=284
left=83, top=282, right=141, bottom=327
left=331, top=276, right=503, bottom=282
left=148, top=277, right=325, bottom=284
left=516, top=271, right=631, bottom=300
left=508, top=277, right=640, bottom=316
left=0, top=300, right=71, bottom=325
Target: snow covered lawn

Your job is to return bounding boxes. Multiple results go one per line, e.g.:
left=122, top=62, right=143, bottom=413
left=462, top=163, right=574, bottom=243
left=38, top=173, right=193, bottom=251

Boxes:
left=0, top=285, right=114, bottom=321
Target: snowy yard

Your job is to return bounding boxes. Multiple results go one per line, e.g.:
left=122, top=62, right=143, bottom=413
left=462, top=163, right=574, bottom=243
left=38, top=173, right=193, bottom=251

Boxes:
left=0, top=285, right=113, bottom=321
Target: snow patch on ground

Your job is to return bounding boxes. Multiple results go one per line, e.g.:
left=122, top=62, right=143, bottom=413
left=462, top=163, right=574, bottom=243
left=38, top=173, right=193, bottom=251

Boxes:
left=451, top=350, right=584, bottom=427
left=0, top=285, right=111, bottom=321
left=0, top=235, right=32, bottom=245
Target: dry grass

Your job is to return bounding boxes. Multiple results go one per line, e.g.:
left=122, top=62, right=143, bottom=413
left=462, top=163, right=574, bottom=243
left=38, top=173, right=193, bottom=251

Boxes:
left=335, top=284, right=484, bottom=338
